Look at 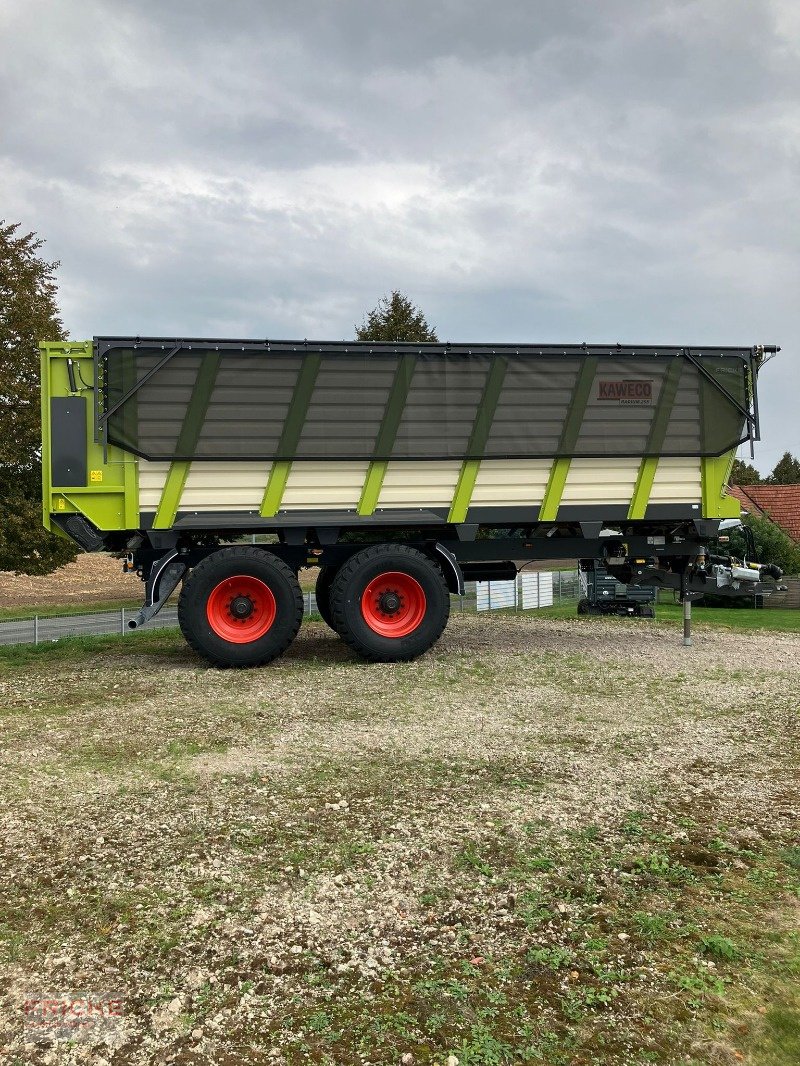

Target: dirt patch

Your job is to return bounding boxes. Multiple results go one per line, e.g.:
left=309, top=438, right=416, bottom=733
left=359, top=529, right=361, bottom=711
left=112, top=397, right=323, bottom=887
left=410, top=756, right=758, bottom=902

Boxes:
left=0, top=553, right=136, bottom=609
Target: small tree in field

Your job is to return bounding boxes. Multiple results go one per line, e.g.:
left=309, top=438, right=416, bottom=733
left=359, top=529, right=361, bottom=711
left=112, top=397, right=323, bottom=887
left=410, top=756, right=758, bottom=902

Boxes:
left=356, top=292, right=438, bottom=342
left=0, top=221, right=77, bottom=574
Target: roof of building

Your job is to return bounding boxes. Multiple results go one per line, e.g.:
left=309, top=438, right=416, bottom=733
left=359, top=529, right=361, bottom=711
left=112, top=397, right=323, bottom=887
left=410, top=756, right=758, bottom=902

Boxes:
left=730, top=484, right=800, bottom=542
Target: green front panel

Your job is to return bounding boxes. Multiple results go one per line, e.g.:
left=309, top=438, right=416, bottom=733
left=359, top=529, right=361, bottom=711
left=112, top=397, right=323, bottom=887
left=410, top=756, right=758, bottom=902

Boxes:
left=40, top=341, right=138, bottom=534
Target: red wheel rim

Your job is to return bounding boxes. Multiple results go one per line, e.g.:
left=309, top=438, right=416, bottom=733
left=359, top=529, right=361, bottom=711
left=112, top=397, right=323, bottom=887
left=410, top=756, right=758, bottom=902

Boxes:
left=206, top=575, right=276, bottom=643
left=360, top=571, right=427, bottom=637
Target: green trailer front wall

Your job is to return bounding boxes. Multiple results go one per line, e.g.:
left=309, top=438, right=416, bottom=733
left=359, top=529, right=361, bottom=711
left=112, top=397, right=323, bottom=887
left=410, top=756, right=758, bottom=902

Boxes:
left=40, top=342, right=138, bottom=537
left=41, top=341, right=742, bottom=539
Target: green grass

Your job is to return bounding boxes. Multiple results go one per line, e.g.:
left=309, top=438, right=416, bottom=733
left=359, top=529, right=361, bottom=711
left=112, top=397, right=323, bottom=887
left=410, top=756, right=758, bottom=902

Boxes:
left=534, top=601, right=800, bottom=632
left=0, top=628, right=184, bottom=669
left=750, top=1005, right=800, bottom=1066
left=654, top=602, right=800, bottom=632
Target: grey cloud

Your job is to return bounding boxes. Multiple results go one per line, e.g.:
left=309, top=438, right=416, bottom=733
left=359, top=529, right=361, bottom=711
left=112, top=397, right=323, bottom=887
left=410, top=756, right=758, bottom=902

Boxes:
left=1, top=0, right=797, bottom=470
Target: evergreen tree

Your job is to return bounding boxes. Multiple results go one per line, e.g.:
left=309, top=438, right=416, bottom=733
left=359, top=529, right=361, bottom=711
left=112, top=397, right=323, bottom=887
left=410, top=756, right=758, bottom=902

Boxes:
left=356, top=292, right=437, bottom=342
left=766, top=451, right=800, bottom=485
left=730, top=458, right=762, bottom=485
left=0, top=221, right=77, bottom=574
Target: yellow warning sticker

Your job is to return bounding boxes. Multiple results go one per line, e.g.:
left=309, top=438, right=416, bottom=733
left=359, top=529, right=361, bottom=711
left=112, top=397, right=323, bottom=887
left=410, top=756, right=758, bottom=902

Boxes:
left=90, top=470, right=103, bottom=482
left=57, top=498, right=65, bottom=510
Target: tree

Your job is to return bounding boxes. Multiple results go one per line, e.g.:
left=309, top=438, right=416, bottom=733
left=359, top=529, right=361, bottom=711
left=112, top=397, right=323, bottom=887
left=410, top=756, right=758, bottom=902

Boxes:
left=727, top=514, right=800, bottom=576
left=766, top=451, right=800, bottom=485
left=730, top=458, right=761, bottom=485
left=0, top=221, right=77, bottom=574
left=355, top=291, right=438, bottom=342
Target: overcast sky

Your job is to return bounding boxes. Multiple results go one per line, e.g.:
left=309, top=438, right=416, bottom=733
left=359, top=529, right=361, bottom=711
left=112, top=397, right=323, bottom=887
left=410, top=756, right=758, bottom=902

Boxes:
left=2, top=0, right=797, bottom=471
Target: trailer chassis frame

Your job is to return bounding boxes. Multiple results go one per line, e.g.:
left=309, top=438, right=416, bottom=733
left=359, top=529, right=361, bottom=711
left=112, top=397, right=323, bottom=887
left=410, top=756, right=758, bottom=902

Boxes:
left=125, top=524, right=755, bottom=632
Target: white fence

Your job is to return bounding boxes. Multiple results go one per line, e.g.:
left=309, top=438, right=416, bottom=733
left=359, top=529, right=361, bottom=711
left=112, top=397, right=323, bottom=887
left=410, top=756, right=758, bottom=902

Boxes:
left=473, top=570, right=576, bottom=613
left=0, top=607, right=180, bottom=647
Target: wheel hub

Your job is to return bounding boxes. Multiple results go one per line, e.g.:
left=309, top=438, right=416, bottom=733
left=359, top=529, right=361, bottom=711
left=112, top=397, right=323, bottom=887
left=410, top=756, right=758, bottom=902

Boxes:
left=229, top=595, right=254, bottom=620
left=377, top=589, right=402, bottom=615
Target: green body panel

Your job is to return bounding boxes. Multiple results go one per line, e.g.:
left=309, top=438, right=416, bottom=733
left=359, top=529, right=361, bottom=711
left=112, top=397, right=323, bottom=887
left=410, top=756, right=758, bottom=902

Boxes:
left=697, top=361, right=740, bottom=519
left=628, top=457, right=660, bottom=521
left=260, top=460, right=291, bottom=518
left=153, top=350, right=221, bottom=528
left=153, top=461, right=191, bottom=529
left=539, top=458, right=572, bottom=522
left=260, top=354, right=322, bottom=517
left=448, top=357, right=508, bottom=523
left=40, top=341, right=138, bottom=535
left=702, top=450, right=740, bottom=519
left=448, top=459, right=482, bottom=524
left=538, top=357, right=598, bottom=521
left=628, top=358, right=683, bottom=520
left=358, top=462, right=388, bottom=517
left=358, top=354, right=417, bottom=515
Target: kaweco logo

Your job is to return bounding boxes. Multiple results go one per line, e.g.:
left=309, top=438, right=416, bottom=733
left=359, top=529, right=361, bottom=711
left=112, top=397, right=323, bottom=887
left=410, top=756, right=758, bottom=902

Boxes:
left=597, top=379, right=653, bottom=406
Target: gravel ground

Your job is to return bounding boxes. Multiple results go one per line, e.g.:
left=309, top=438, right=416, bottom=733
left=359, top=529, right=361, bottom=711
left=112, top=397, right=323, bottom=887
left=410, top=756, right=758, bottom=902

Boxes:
left=0, top=613, right=798, bottom=1065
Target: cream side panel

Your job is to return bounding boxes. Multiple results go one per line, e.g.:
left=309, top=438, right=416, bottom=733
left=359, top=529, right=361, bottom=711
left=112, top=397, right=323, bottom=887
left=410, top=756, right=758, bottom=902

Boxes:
left=181, top=462, right=272, bottom=512
left=561, top=458, right=641, bottom=504
left=138, top=460, right=172, bottom=511
left=470, top=459, right=552, bottom=505
left=377, top=461, right=462, bottom=508
left=281, top=461, right=370, bottom=511
left=649, top=457, right=702, bottom=503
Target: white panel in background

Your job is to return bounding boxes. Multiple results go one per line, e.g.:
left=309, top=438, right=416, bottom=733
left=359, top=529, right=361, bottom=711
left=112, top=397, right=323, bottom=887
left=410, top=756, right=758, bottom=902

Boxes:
left=520, top=571, right=554, bottom=609
left=476, top=579, right=517, bottom=611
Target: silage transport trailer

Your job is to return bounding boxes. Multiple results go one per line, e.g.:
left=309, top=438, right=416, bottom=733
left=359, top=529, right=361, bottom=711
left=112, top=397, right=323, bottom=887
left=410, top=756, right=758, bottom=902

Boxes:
left=40, top=337, right=779, bottom=666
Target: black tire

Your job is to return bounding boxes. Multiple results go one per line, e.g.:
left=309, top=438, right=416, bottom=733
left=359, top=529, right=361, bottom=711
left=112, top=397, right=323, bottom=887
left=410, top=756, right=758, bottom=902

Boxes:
left=314, top=565, right=339, bottom=632
left=330, top=544, right=450, bottom=663
left=178, top=546, right=303, bottom=668
left=577, top=598, right=590, bottom=615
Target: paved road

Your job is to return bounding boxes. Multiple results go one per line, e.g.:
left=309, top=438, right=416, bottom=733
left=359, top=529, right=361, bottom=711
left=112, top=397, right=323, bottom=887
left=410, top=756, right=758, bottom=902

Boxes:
left=0, top=595, right=323, bottom=647
left=0, top=606, right=181, bottom=646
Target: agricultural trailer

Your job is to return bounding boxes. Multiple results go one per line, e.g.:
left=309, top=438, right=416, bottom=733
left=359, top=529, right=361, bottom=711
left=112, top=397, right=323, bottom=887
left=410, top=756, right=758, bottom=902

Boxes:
left=40, top=338, right=781, bottom=666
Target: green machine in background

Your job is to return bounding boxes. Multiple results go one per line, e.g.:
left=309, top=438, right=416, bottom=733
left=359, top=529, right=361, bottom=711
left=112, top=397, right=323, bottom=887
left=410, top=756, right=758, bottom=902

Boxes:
left=578, top=559, right=657, bottom=617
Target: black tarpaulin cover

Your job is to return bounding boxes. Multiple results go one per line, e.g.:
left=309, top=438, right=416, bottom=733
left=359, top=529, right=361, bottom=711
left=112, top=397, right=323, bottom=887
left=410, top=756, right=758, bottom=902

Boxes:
left=98, top=340, right=754, bottom=462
